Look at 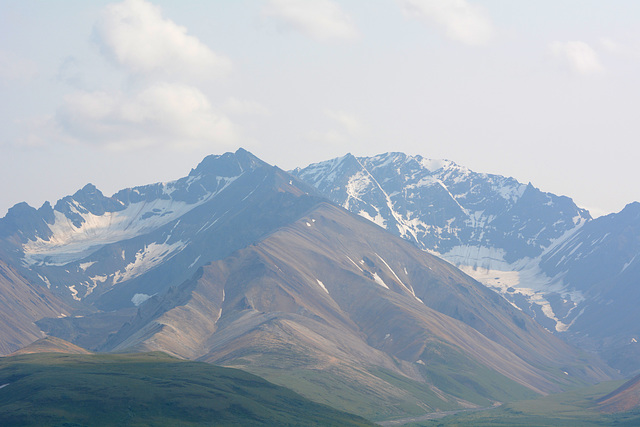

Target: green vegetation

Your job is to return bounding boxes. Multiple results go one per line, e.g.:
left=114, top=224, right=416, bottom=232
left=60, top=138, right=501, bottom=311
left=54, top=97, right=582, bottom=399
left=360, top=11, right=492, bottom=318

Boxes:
left=414, top=341, right=540, bottom=406
left=245, top=366, right=409, bottom=421
left=0, top=352, right=374, bottom=426
left=229, top=339, right=542, bottom=421
left=410, top=379, right=640, bottom=426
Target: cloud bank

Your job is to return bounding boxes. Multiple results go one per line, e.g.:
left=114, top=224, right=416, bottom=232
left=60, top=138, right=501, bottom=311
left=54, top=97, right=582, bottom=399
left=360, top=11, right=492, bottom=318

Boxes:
left=263, top=0, right=359, bottom=41
left=57, top=83, right=236, bottom=150
left=398, top=0, right=494, bottom=46
left=49, top=0, right=237, bottom=151
left=94, top=0, right=231, bottom=80
left=550, top=41, right=603, bottom=75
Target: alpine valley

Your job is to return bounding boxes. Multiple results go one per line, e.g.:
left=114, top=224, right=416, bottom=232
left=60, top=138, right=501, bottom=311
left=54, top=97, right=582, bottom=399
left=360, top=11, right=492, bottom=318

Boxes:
left=0, top=148, right=637, bottom=423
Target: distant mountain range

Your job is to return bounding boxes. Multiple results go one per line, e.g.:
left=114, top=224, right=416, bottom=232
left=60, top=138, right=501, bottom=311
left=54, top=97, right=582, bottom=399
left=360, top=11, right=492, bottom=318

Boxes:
left=0, top=148, right=636, bottom=421
left=293, top=152, right=640, bottom=375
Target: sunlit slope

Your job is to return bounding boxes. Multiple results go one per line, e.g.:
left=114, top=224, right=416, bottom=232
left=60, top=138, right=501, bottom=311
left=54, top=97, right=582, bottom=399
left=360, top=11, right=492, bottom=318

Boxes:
left=106, top=202, right=613, bottom=420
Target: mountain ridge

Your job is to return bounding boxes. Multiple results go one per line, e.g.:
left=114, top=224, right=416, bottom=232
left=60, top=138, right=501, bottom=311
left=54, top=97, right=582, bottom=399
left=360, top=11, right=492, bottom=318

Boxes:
left=293, top=151, right=640, bottom=375
left=0, top=148, right=623, bottom=420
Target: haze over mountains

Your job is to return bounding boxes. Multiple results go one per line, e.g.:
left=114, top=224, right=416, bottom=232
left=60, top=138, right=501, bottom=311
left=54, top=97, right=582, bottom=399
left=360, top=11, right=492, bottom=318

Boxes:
left=0, top=148, right=637, bottom=421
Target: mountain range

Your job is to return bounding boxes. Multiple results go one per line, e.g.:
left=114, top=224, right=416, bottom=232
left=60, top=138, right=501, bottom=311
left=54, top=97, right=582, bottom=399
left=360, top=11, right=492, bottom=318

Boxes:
left=0, top=148, right=636, bottom=421
left=293, top=152, right=640, bottom=375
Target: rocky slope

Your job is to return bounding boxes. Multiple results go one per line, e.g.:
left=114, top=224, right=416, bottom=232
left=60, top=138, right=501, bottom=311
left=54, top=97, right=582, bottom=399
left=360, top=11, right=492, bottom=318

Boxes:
left=0, top=259, right=69, bottom=355
left=293, top=152, right=640, bottom=374
left=597, top=373, right=640, bottom=413
left=101, top=201, right=613, bottom=419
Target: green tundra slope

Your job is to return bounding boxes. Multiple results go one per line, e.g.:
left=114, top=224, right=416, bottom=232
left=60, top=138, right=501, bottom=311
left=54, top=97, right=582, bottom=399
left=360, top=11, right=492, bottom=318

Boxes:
left=0, top=352, right=374, bottom=427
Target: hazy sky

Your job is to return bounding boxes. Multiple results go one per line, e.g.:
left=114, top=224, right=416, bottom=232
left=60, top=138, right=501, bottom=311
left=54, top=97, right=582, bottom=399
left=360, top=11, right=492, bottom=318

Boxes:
left=2, top=0, right=640, bottom=218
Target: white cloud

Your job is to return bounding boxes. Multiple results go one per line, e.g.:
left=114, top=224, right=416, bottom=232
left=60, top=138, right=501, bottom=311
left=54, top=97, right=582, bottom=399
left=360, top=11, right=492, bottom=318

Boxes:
left=56, top=83, right=237, bottom=150
left=398, top=0, right=494, bottom=46
left=550, top=41, right=604, bottom=75
left=50, top=0, right=238, bottom=151
left=94, top=0, right=231, bottom=80
left=263, top=0, right=359, bottom=42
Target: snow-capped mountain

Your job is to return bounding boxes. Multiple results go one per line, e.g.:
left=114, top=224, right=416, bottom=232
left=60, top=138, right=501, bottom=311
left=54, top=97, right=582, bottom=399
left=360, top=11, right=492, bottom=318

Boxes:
left=0, top=148, right=320, bottom=310
left=293, top=153, right=588, bottom=324
left=0, top=149, right=617, bottom=420
left=293, top=153, right=589, bottom=257
left=293, top=152, right=640, bottom=374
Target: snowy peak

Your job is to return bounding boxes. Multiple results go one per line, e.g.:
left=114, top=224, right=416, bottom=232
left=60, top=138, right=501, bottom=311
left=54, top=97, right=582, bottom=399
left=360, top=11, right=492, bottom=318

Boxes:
left=291, top=153, right=362, bottom=192
left=0, top=149, right=327, bottom=309
left=48, top=148, right=266, bottom=228
left=294, top=152, right=589, bottom=262
left=8, top=151, right=253, bottom=252
left=54, top=184, right=126, bottom=228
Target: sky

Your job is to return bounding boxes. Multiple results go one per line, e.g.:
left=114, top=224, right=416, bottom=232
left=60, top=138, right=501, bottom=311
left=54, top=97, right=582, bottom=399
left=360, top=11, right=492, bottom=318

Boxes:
left=2, top=0, right=640, bottom=218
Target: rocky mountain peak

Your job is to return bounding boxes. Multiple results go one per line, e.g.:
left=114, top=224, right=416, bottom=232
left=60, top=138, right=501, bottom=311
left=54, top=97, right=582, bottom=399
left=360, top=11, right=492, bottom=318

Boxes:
left=189, top=147, right=267, bottom=179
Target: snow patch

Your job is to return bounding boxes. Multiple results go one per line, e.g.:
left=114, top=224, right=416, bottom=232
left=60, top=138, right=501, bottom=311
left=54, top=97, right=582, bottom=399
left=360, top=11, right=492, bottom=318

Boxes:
left=188, top=255, right=201, bottom=269
left=375, top=253, right=423, bottom=302
left=316, top=279, right=329, bottom=294
left=358, top=209, right=386, bottom=228
left=79, top=261, right=96, bottom=272
left=622, top=255, right=637, bottom=273
left=113, top=241, right=187, bottom=284
left=419, top=158, right=451, bottom=172
left=90, top=275, right=108, bottom=285
left=22, top=180, right=234, bottom=266
left=371, top=272, right=389, bottom=289
left=131, top=293, right=152, bottom=306
left=84, top=281, right=97, bottom=298
left=345, top=171, right=373, bottom=210
left=448, top=245, right=586, bottom=332
left=38, top=274, right=52, bottom=289
left=346, top=256, right=363, bottom=272
left=68, top=285, right=81, bottom=301
left=495, top=183, right=527, bottom=202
